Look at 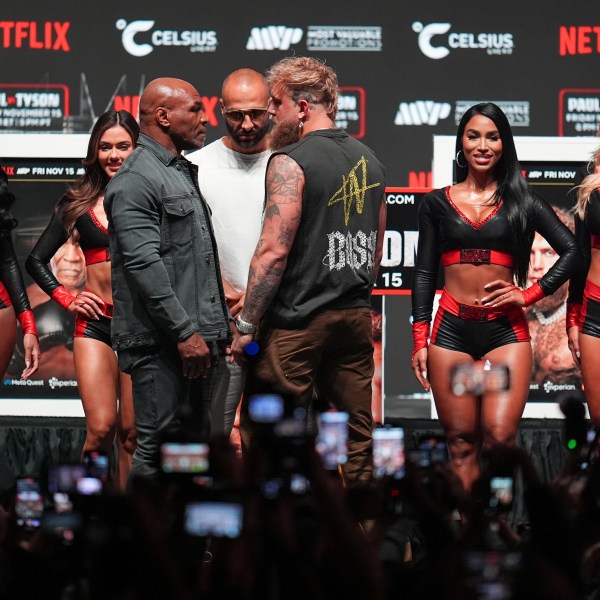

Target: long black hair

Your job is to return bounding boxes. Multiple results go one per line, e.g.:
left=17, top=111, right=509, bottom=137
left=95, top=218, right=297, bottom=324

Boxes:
left=455, top=102, right=535, bottom=287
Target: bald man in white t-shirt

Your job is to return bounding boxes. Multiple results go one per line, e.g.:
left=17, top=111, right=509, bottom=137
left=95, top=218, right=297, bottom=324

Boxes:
left=188, top=68, right=271, bottom=436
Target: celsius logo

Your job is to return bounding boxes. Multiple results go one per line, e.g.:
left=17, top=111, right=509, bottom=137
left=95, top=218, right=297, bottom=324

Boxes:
left=394, top=101, right=451, bottom=126
left=246, top=26, right=303, bottom=50
left=116, top=19, right=218, bottom=57
left=412, top=21, right=513, bottom=59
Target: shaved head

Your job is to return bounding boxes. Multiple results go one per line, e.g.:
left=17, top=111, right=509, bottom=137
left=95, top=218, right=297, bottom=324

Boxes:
left=221, top=69, right=269, bottom=105
left=220, top=69, right=270, bottom=154
left=139, top=77, right=207, bottom=154
left=140, top=78, right=198, bottom=124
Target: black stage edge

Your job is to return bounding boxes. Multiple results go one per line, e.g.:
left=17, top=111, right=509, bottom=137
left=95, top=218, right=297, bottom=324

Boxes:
left=387, top=417, right=567, bottom=485
left=0, top=416, right=567, bottom=486
left=0, top=416, right=86, bottom=480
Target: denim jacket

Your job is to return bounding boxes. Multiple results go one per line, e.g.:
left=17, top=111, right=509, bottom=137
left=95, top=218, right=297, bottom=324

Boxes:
left=104, top=134, right=230, bottom=351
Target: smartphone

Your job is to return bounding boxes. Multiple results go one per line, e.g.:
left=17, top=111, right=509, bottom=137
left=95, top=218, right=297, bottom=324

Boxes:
left=41, top=510, right=82, bottom=544
left=248, top=394, right=284, bottom=424
left=464, top=550, right=522, bottom=596
left=579, top=425, right=600, bottom=470
left=409, top=434, right=449, bottom=467
left=53, top=492, right=73, bottom=513
left=489, top=476, right=514, bottom=512
left=451, top=361, right=510, bottom=395
left=315, top=411, right=349, bottom=470
left=373, top=427, right=405, bottom=479
left=48, top=464, right=87, bottom=494
left=83, top=450, right=110, bottom=481
left=76, top=476, right=103, bottom=495
left=160, top=442, right=210, bottom=474
left=15, top=477, right=43, bottom=530
left=184, top=501, right=243, bottom=538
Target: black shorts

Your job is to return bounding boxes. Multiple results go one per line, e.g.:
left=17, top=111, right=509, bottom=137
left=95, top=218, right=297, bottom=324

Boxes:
left=0, top=282, right=11, bottom=310
left=75, top=313, right=112, bottom=347
left=431, top=289, right=530, bottom=360
left=582, top=280, right=600, bottom=339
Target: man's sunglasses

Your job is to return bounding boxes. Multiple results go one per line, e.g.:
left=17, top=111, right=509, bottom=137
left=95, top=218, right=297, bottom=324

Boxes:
left=222, top=100, right=271, bottom=124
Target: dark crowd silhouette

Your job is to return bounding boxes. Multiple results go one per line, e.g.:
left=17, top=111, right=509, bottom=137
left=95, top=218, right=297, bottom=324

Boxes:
left=0, top=392, right=598, bottom=600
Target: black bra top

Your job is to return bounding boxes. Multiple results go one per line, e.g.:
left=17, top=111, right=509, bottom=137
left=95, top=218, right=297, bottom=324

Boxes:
left=26, top=203, right=108, bottom=297
left=412, top=187, right=580, bottom=324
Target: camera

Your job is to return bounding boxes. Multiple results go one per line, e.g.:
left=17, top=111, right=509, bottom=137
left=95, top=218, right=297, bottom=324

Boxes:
left=451, top=361, right=509, bottom=395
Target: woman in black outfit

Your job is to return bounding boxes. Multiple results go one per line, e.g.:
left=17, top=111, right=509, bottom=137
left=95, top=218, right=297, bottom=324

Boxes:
left=0, top=166, right=39, bottom=379
left=411, top=103, right=580, bottom=490
left=26, top=110, right=139, bottom=488
left=567, top=145, right=600, bottom=422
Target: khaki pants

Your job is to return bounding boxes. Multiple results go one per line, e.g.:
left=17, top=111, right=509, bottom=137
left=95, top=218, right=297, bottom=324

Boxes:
left=245, top=307, right=374, bottom=482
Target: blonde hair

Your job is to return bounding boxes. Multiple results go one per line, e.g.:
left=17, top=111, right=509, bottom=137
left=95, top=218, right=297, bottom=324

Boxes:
left=576, top=146, right=600, bottom=220
left=267, top=57, right=338, bottom=120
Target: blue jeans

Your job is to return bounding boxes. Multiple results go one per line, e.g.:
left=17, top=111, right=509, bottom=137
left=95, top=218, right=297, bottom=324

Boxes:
left=211, top=358, right=246, bottom=437
left=118, top=343, right=218, bottom=482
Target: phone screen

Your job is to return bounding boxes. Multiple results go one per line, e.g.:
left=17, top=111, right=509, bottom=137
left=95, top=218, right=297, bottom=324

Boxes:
left=489, top=476, right=514, bottom=511
left=248, top=394, right=284, bottom=423
left=48, top=464, right=87, bottom=494
left=315, top=412, right=349, bottom=470
left=82, top=450, right=110, bottom=480
left=160, top=443, right=209, bottom=474
left=184, top=501, right=243, bottom=538
left=15, top=477, right=43, bottom=529
left=373, top=427, right=405, bottom=479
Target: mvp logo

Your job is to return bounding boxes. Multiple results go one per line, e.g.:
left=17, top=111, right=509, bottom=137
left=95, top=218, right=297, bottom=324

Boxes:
left=246, top=26, right=303, bottom=50
left=395, top=101, right=451, bottom=126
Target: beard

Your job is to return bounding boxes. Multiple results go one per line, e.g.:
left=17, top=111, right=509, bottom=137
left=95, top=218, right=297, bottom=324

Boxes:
left=270, top=117, right=301, bottom=151
left=226, top=119, right=270, bottom=151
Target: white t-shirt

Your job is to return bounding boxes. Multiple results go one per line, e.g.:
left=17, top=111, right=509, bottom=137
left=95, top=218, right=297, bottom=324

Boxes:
left=188, top=139, right=271, bottom=292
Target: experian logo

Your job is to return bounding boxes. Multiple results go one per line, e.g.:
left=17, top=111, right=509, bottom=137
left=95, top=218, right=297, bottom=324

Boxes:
left=116, top=19, right=217, bottom=57
left=246, top=26, right=303, bottom=50
left=394, top=101, right=451, bottom=126
left=413, top=21, right=513, bottom=60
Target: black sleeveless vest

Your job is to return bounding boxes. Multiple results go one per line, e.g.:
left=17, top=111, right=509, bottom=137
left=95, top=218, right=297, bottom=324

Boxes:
left=265, top=129, right=386, bottom=327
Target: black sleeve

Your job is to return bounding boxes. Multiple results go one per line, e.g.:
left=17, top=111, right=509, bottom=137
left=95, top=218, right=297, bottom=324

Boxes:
left=25, top=206, right=69, bottom=297
left=0, top=230, right=32, bottom=316
left=567, top=211, right=589, bottom=306
left=411, top=194, right=440, bottom=324
left=532, top=194, right=581, bottom=296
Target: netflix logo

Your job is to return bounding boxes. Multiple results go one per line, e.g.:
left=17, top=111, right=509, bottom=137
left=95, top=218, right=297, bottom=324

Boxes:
left=0, top=21, right=70, bottom=51
left=559, top=25, right=600, bottom=56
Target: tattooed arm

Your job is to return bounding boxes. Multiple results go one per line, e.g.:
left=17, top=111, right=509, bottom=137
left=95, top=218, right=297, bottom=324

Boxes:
left=231, top=154, right=304, bottom=363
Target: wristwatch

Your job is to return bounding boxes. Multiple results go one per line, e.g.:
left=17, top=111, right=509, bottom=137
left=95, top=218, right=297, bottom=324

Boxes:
left=235, top=316, right=257, bottom=335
